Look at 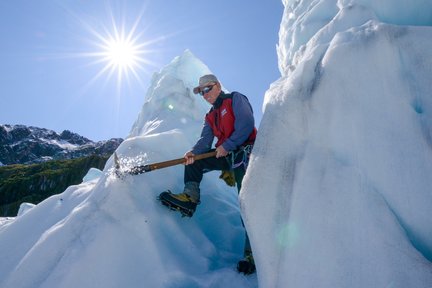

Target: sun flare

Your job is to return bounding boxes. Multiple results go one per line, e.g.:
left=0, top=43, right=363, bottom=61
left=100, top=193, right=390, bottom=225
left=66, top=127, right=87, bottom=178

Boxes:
left=105, top=37, right=139, bottom=69
left=76, top=7, right=161, bottom=89
left=92, top=25, right=151, bottom=86
left=95, top=29, right=149, bottom=86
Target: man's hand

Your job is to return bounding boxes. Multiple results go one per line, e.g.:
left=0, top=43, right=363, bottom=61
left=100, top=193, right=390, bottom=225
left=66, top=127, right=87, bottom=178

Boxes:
left=215, top=145, right=228, bottom=158
left=184, top=151, right=195, bottom=165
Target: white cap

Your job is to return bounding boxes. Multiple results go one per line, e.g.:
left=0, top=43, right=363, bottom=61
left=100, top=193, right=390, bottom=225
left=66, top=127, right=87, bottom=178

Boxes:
left=193, top=74, right=219, bottom=94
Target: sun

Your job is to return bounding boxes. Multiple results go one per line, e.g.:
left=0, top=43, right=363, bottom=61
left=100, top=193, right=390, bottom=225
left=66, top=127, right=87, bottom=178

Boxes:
left=97, top=29, right=146, bottom=84
left=105, top=37, right=139, bottom=70
left=76, top=6, right=160, bottom=89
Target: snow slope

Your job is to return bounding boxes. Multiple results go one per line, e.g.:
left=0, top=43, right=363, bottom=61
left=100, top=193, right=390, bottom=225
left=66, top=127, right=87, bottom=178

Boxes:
left=241, top=0, right=432, bottom=287
left=0, top=51, right=256, bottom=288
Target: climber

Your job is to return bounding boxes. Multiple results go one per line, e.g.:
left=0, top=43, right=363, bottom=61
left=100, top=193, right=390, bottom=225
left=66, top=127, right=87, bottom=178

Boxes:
left=159, top=74, right=257, bottom=274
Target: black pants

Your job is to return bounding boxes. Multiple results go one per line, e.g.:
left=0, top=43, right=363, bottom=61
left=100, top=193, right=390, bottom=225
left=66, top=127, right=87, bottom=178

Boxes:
left=184, top=149, right=251, bottom=255
left=184, top=150, right=246, bottom=192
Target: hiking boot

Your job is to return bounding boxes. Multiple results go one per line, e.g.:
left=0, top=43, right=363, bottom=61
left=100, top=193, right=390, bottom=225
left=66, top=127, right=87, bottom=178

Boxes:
left=158, top=182, right=200, bottom=217
left=158, top=191, right=199, bottom=217
left=237, top=253, right=256, bottom=275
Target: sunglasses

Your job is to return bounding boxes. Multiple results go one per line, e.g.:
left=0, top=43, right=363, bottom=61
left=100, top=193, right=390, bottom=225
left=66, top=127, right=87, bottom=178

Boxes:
left=200, top=84, right=216, bottom=96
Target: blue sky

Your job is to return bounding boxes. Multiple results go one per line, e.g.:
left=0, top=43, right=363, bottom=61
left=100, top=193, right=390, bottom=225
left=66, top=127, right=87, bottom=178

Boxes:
left=0, top=0, right=283, bottom=141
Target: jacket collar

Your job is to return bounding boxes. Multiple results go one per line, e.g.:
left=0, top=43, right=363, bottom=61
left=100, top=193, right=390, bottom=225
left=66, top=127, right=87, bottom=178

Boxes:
left=213, top=91, right=227, bottom=109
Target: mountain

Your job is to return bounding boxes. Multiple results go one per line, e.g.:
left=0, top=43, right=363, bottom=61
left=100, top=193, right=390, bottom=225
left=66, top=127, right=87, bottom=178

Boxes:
left=0, top=124, right=123, bottom=165
left=0, top=124, right=122, bottom=217
left=0, top=155, right=108, bottom=217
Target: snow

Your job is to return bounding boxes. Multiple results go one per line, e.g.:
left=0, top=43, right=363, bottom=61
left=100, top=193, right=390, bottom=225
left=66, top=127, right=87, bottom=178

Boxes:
left=17, top=203, right=36, bottom=217
left=2, top=124, right=14, bottom=133
left=82, top=167, right=103, bottom=182
left=42, top=138, right=80, bottom=150
left=0, top=217, right=14, bottom=228
left=1, top=1, right=432, bottom=287
left=241, top=0, right=432, bottom=287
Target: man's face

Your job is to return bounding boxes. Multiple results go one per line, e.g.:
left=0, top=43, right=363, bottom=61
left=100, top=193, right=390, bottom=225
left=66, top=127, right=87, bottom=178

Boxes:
left=200, top=82, right=221, bottom=105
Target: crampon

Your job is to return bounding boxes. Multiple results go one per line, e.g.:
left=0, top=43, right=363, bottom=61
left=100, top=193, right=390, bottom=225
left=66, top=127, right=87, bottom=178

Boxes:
left=158, top=190, right=197, bottom=218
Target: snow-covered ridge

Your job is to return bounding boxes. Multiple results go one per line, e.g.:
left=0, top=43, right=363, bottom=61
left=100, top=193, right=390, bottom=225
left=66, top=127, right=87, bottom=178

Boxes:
left=0, top=124, right=122, bottom=165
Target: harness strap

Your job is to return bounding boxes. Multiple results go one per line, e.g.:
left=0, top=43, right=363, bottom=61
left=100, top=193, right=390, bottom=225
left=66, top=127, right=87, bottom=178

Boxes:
left=230, top=144, right=253, bottom=170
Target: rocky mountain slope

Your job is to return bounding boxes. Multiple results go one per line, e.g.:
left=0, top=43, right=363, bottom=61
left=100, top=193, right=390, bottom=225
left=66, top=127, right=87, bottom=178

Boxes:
left=0, top=124, right=122, bottom=165
left=0, top=124, right=123, bottom=216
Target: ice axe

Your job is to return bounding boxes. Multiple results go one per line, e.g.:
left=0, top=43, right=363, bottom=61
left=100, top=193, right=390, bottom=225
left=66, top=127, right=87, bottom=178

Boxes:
left=113, top=151, right=217, bottom=176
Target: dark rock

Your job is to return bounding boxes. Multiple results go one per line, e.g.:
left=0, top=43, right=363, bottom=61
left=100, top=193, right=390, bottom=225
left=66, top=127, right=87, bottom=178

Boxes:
left=0, top=124, right=123, bottom=165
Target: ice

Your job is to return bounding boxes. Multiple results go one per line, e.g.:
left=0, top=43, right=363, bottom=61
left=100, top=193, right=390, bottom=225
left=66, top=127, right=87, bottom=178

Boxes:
left=17, top=203, right=36, bottom=217
left=242, top=1, right=432, bottom=287
left=82, top=167, right=103, bottom=182
left=278, top=0, right=432, bottom=74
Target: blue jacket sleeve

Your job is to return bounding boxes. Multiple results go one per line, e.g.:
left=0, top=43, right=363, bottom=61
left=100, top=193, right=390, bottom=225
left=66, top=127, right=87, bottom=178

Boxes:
left=191, top=120, right=214, bottom=154
left=222, top=92, right=255, bottom=152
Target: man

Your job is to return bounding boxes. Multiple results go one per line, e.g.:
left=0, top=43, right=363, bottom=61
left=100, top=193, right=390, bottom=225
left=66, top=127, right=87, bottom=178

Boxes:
left=159, top=74, right=257, bottom=274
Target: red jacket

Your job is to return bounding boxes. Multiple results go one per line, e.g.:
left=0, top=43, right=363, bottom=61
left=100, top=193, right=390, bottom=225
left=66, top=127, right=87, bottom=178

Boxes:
left=205, top=92, right=257, bottom=150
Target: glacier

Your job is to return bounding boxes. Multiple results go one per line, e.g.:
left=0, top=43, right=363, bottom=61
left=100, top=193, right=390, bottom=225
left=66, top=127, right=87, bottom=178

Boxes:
left=241, top=0, right=432, bottom=287
left=1, top=0, right=432, bottom=287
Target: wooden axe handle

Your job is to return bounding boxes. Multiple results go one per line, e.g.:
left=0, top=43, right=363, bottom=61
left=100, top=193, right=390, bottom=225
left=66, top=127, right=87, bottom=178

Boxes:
left=130, top=151, right=217, bottom=174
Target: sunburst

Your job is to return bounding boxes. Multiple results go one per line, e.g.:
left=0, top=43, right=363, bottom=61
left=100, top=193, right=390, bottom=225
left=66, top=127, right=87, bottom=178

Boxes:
left=104, top=36, right=139, bottom=70
left=77, top=6, right=159, bottom=89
